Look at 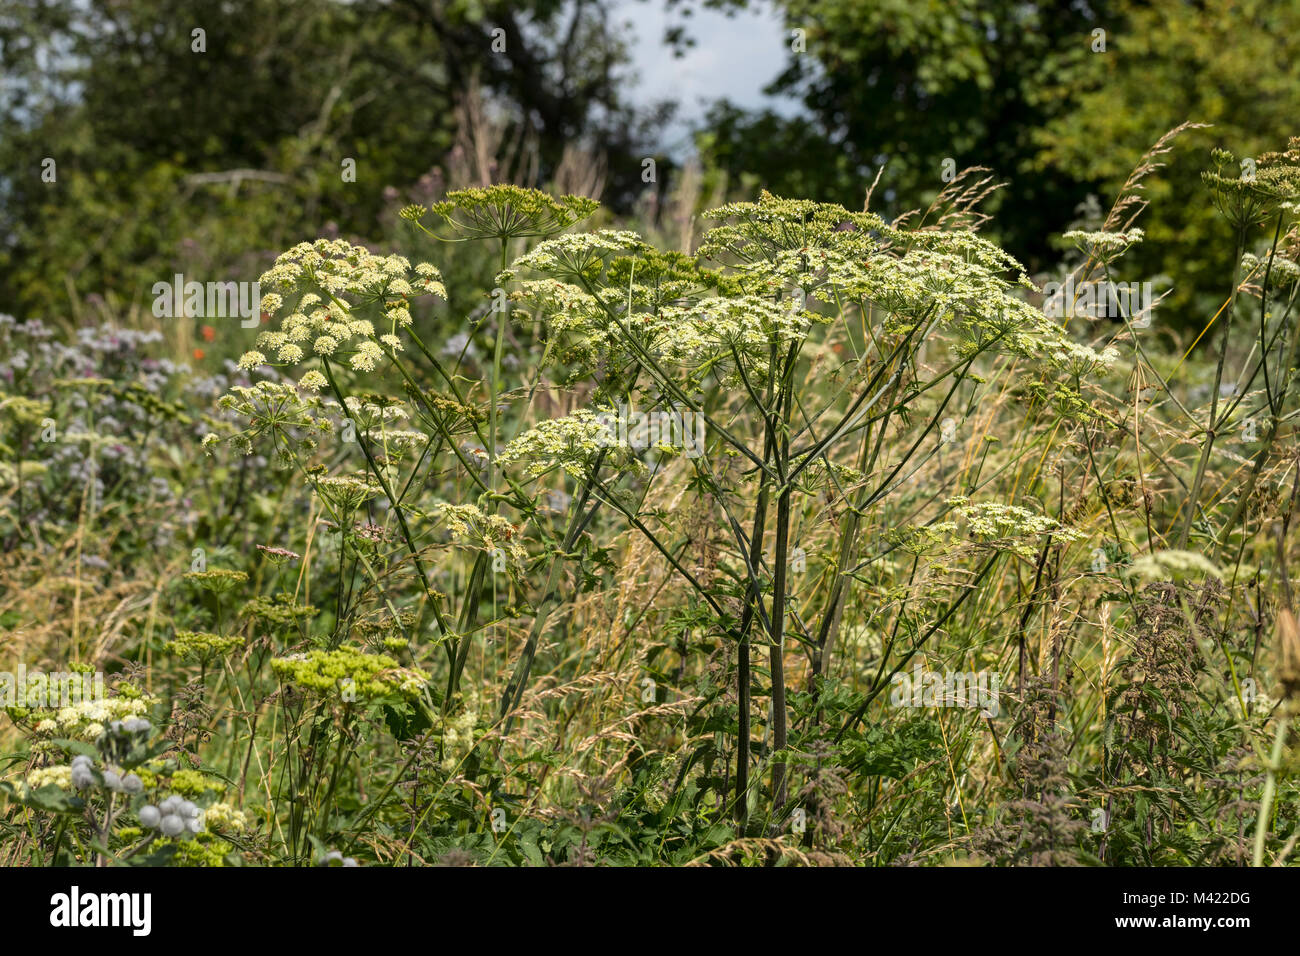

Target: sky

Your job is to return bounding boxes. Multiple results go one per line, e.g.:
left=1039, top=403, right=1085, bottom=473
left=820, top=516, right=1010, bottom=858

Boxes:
left=612, top=0, right=802, bottom=154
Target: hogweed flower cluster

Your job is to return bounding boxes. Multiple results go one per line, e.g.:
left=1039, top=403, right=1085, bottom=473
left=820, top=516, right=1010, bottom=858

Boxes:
left=430, top=501, right=527, bottom=566
left=502, top=229, right=645, bottom=279
left=270, top=646, right=429, bottom=703
left=403, top=185, right=599, bottom=241
left=165, top=631, right=246, bottom=663
left=1241, top=251, right=1300, bottom=288
left=498, top=408, right=627, bottom=479
left=1062, top=228, right=1145, bottom=262
left=947, top=497, right=1086, bottom=558
left=26, top=697, right=154, bottom=743
left=1202, top=146, right=1300, bottom=230
left=1126, top=549, right=1225, bottom=583
left=241, top=238, right=445, bottom=383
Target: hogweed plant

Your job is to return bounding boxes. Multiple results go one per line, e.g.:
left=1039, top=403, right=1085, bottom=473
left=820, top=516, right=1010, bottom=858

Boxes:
left=203, top=184, right=1116, bottom=836
left=6, top=139, right=1300, bottom=865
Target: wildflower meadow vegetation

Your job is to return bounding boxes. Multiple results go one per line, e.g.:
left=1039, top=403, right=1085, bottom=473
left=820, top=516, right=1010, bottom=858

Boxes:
left=3, top=1, right=1300, bottom=881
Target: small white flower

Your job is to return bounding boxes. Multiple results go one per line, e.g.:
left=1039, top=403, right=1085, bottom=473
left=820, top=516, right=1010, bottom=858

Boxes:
left=236, top=350, right=266, bottom=371
left=350, top=341, right=382, bottom=372
left=299, top=370, right=327, bottom=391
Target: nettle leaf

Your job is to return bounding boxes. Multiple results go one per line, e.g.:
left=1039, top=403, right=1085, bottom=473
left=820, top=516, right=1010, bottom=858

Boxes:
left=382, top=700, right=433, bottom=741
left=23, top=784, right=84, bottom=814
left=843, top=720, right=941, bottom=778
left=48, top=738, right=99, bottom=758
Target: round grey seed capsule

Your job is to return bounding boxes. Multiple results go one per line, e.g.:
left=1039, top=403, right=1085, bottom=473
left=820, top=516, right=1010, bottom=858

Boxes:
left=342, top=857, right=358, bottom=867
left=160, top=814, right=185, bottom=837
left=122, top=773, right=143, bottom=794
left=102, top=771, right=122, bottom=792
left=139, top=805, right=161, bottom=828
left=179, top=800, right=198, bottom=818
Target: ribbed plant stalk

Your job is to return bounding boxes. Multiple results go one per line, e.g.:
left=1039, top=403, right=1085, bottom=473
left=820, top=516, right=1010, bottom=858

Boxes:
left=489, top=238, right=511, bottom=489
left=768, top=342, right=798, bottom=811
left=1217, top=219, right=1300, bottom=553
left=1180, top=225, right=1247, bottom=549
left=499, top=552, right=564, bottom=723
left=1252, top=713, right=1289, bottom=866
left=321, top=357, right=457, bottom=671
left=810, top=400, right=882, bottom=698
left=733, top=359, right=778, bottom=826
left=769, top=483, right=792, bottom=810
left=485, top=238, right=511, bottom=687
left=448, top=551, right=487, bottom=707
left=806, top=351, right=915, bottom=694
left=498, top=450, right=607, bottom=727
left=733, top=519, right=759, bottom=825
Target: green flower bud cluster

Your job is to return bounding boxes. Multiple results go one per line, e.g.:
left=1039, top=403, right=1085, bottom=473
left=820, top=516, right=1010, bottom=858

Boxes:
left=270, top=645, right=429, bottom=702
left=165, top=631, right=246, bottom=663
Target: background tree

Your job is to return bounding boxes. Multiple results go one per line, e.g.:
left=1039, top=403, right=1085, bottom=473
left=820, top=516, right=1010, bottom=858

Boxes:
left=690, top=0, right=1114, bottom=268
left=0, top=0, right=659, bottom=317
left=687, top=0, right=1300, bottom=320
left=1032, top=0, right=1300, bottom=317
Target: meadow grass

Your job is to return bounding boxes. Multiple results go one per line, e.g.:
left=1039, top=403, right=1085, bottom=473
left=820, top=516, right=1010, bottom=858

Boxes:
left=2, top=132, right=1299, bottom=866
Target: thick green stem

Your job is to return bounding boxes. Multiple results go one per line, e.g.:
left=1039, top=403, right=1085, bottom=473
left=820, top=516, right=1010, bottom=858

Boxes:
left=733, top=354, right=778, bottom=826
left=1253, top=714, right=1289, bottom=866
left=768, top=341, right=798, bottom=812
